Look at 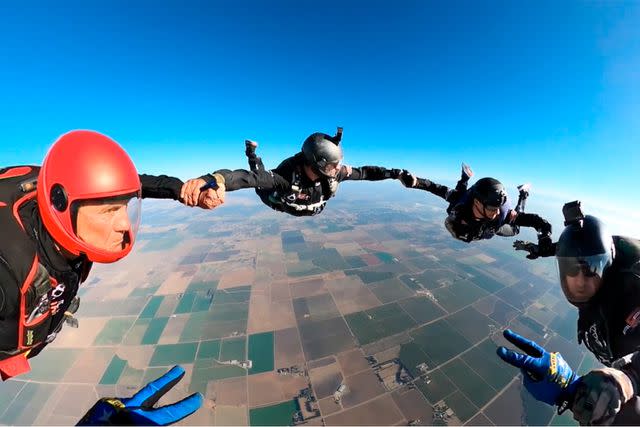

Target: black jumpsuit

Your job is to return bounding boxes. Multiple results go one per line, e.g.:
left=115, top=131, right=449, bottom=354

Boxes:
left=213, top=152, right=401, bottom=216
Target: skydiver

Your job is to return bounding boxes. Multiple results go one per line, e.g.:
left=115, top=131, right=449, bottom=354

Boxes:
left=180, top=127, right=405, bottom=216
left=399, top=166, right=553, bottom=253
left=498, top=201, right=640, bottom=425
left=0, top=131, right=218, bottom=421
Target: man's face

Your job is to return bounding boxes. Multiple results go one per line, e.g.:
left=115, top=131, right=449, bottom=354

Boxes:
left=561, top=269, right=604, bottom=304
left=75, top=200, right=131, bottom=252
left=472, top=198, right=500, bottom=220
left=321, top=161, right=341, bottom=178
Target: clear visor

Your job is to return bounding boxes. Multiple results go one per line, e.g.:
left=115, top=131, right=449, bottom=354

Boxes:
left=557, top=254, right=609, bottom=279
left=71, top=192, right=141, bottom=254
left=317, top=160, right=342, bottom=177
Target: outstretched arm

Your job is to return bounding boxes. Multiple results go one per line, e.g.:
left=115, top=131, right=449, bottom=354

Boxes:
left=209, top=169, right=290, bottom=192
left=139, top=174, right=183, bottom=200
left=338, top=165, right=402, bottom=182
left=512, top=212, right=552, bottom=236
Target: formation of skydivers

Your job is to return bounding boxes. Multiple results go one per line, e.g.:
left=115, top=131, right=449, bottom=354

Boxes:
left=0, top=128, right=638, bottom=425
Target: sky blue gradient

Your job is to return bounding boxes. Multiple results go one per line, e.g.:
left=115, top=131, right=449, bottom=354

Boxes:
left=1, top=1, right=638, bottom=232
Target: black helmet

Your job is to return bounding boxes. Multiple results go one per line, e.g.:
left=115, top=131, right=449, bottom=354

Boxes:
left=470, top=177, right=507, bottom=208
left=301, top=127, right=344, bottom=178
left=556, top=214, right=613, bottom=280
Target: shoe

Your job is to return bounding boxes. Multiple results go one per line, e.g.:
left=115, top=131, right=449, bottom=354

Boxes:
left=517, top=183, right=531, bottom=198
left=245, top=140, right=258, bottom=157
left=461, top=163, right=474, bottom=179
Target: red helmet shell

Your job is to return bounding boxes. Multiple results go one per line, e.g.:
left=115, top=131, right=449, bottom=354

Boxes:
left=37, top=130, right=141, bottom=263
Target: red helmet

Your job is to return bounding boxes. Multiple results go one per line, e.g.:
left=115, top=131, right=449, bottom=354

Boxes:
left=37, top=130, right=142, bottom=263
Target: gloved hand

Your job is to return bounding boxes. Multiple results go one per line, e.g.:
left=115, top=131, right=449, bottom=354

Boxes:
left=399, top=170, right=417, bottom=188
left=496, top=329, right=580, bottom=406
left=537, top=234, right=556, bottom=257
left=572, top=368, right=636, bottom=426
left=513, top=240, right=540, bottom=259
left=77, top=365, right=203, bottom=426
left=513, top=237, right=556, bottom=260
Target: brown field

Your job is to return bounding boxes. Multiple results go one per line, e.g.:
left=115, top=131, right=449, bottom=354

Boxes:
left=274, top=327, right=305, bottom=369
left=51, top=317, right=109, bottom=347
left=391, top=388, right=433, bottom=424
left=248, top=372, right=285, bottom=407
left=290, top=278, right=327, bottom=298
left=49, top=384, right=97, bottom=418
left=247, top=293, right=272, bottom=334
left=466, top=412, right=495, bottom=426
left=361, top=253, right=382, bottom=266
left=248, top=294, right=296, bottom=334
left=157, top=271, right=192, bottom=295
left=158, top=315, right=189, bottom=345
left=62, top=348, right=115, bottom=383
left=213, top=405, right=247, bottom=426
left=155, top=295, right=180, bottom=317
left=340, top=370, right=386, bottom=408
left=330, top=242, right=366, bottom=256
left=209, top=376, right=247, bottom=406
left=318, top=396, right=342, bottom=416
left=309, top=359, right=343, bottom=399
left=324, top=394, right=404, bottom=426
left=325, top=276, right=381, bottom=315
left=270, top=280, right=291, bottom=301
left=372, top=345, right=402, bottom=363
left=115, top=346, right=156, bottom=369
left=218, top=267, right=255, bottom=289
left=176, top=403, right=216, bottom=426
left=336, top=349, right=370, bottom=377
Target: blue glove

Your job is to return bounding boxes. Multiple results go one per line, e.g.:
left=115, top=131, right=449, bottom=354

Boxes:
left=496, top=329, right=580, bottom=407
left=77, top=365, right=203, bottom=426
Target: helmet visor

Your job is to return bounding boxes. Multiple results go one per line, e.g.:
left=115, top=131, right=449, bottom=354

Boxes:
left=557, top=254, right=610, bottom=279
left=316, top=160, right=342, bottom=177
left=71, top=192, right=141, bottom=254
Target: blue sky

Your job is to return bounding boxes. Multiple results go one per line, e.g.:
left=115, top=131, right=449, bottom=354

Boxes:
left=1, top=0, right=638, bottom=234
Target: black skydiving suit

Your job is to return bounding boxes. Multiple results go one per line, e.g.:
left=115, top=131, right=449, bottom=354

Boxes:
left=536, top=236, right=640, bottom=423
left=411, top=175, right=551, bottom=242
left=212, top=152, right=401, bottom=216
left=0, top=166, right=184, bottom=379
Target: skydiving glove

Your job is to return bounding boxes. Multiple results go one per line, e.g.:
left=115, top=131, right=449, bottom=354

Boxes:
left=77, top=365, right=203, bottom=426
left=399, top=170, right=417, bottom=188
left=571, top=362, right=637, bottom=425
left=513, top=237, right=556, bottom=260
left=496, top=329, right=580, bottom=409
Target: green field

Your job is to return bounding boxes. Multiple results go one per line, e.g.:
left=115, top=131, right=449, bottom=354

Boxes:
left=446, top=306, right=494, bottom=344
left=399, top=342, right=433, bottom=377
left=368, top=278, right=414, bottom=303
left=139, top=295, right=164, bottom=318
left=410, top=320, right=472, bottom=366
left=249, top=400, right=298, bottom=426
left=190, top=360, right=246, bottom=394
left=248, top=331, right=275, bottom=375
left=444, top=390, right=479, bottom=423
left=149, top=343, right=198, bottom=366
left=345, top=270, right=395, bottom=284
left=197, top=339, right=221, bottom=360
left=345, top=303, right=416, bottom=345
left=99, top=355, right=128, bottom=384
left=431, top=279, right=488, bottom=312
left=460, top=339, right=516, bottom=391
left=220, top=337, right=247, bottom=361
left=398, top=296, right=446, bottom=324
left=93, top=317, right=137, bottom=345
left=415, top=368, right=456, bottom=404
left=141, top=317, right=169, bottom=345
left=213, top=285, right=252, bottom=305
left=441, top=358, right=496, bottom=408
